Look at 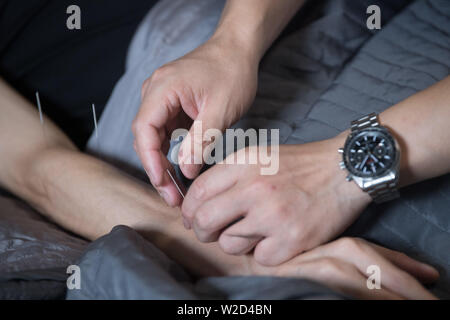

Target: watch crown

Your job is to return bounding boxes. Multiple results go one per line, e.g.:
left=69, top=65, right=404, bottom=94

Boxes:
left=338, top=148, right=344, bottom=154
left=339, top=161, right=346, bottom=169
left=346, top=175, right=353, bottom=182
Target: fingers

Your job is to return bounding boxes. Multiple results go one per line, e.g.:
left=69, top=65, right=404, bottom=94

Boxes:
left=221, top=201, right=297, bottom=263
left=362, top=253, right=436, bottom=300
left=182, top=163, right=241, bottom=222
left=133, top=87, right=173, bottom=184
left=218, top=217, right=263, bottom=255
left=253, top=237, right=292, bottom=266
left=133, top=83, right=184, bottom=206
left=286, top=238, right=437, bottom=299
left=178, top=108, right=230, bottom=179
left=132, top=121, right=166, bottom=185
left=316, top=238, right=437, bottom=299
left=134, top=140, right=183, bottom=206
left=368, top=242, right=439, bottom=284
left=190, top=187, right=251, bottom=242
left=293, top=258, right=403, bottom=300
left=339, top=239, right=436, bottom=299
left=177, top=122, right=203, bottom=179
left=218, top=233, right=261, bottom=255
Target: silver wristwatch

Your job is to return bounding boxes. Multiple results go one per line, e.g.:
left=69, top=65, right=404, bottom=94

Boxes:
left=338, top=113, right=400, bottom=204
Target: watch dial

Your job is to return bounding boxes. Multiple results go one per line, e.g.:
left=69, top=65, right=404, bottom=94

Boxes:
left=344, top=128, right=396, bottom=178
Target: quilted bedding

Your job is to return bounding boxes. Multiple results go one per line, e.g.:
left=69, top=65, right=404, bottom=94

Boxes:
left=1, top=0, right=450, bottom=299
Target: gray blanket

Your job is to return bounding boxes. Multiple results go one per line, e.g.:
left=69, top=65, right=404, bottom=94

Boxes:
left=67, top=225, right=344, bottom=299
left=1, top=0, right=449, bottom=299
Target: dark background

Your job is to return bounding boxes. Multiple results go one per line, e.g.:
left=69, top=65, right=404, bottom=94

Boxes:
left=0, top=0, right=158, bottom=148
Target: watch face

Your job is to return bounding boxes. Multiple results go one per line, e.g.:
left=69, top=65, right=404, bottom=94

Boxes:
left=343, top=127, right=397, bottom=178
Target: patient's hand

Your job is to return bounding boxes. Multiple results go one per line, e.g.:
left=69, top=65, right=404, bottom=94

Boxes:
left=252, top=237, right=438, bottom=300
left=182, top=134, right=372, bottom=265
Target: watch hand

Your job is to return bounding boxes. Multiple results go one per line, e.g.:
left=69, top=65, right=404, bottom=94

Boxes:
left=371, top=163, right=377, bottom=173
left=370, top=154, right=379, bottom=163
left=361, top=154, right=369, bottom=169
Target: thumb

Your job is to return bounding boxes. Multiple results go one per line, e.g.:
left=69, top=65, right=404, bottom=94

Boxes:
left=178, top=111, right=226, bottom=179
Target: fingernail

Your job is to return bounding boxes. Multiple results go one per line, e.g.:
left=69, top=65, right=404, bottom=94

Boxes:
left=148, top=169, right=155, bottom=183
left=144, top=168, right=154, bottom=184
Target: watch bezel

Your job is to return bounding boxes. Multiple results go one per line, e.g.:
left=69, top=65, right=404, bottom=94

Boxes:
left=343, top=127, right=399, bottom=179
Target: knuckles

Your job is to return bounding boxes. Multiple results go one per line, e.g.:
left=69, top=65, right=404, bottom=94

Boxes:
left=180, top=202, right=193, bottom=220
left=254, top=246, right=277, bottom=266
left=333, top=237, right=367, bottom=255
left=140, top=64, right=174, bottom=100
left=141, top=78, right=151, bottom=96
left=194, top=209, right=214, bottom=234
left=286, top=224, right=307, bottom=249
left=131, top=118, right=143, bottom=137
left=219, top=235, right=244, bottom=255
left=151, top=65, right=172, bottom=81
left=190, top=179, right=205, bottom=200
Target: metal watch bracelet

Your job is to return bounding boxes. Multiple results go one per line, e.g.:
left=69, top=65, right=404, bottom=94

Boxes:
left=350, top=113, right=399, bottom=204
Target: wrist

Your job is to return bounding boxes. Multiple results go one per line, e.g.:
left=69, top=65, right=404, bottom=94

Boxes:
left=210, top=24, right=264, bottom=64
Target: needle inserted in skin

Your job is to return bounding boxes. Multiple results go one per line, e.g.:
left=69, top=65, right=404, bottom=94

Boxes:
left=92, top=103, right=98, bottom=139
left=166, top=169, right=185, bottom=199
left=35, top=91, right=44, bottom=125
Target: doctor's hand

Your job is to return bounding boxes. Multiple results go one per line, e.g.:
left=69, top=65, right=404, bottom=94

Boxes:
left=182, top=134, right=373, bottom=266
left=132, top=35, right=259, bottom=207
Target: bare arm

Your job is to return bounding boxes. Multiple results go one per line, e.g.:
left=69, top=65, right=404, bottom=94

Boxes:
left=380, top=76, right=450, bottom=186
left=0, top=78, right=245, bottom=276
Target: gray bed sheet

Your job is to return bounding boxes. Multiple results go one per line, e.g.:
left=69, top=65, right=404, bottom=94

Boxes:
left=67, top=225, right=345, bottom=300
left=0, top=196, right=87, bottom=299
left=1, top=0, right=449, bottom=299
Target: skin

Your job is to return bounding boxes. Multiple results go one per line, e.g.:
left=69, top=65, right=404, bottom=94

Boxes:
left=130, top=0, right=450, bottom=269
left=0, top=77, right=439, bottom=299
left=133, top=0, right=306, bottom=207
left=0, top=0, right=445, bottom=299
left=182, top=76, right=450, bottom=266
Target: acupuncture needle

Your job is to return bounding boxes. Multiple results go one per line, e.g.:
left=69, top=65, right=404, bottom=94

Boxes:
left=35, top=91, right=44, bottom=125
left=92, top=103, right=98, bottom=139
left=166, top=169, right=185, bottom=199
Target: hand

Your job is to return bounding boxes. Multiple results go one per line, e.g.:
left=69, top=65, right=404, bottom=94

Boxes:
left=132, top=35, right=259, bottom=207
left=182, top=134, right=373, bottom=265
left=253, top=237, right=439, bottom=300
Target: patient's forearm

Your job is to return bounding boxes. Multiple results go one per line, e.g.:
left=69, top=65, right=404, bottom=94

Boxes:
left=30, top=148, right=252, bottom=275
left=31, top=148, right=250, bottom=275
left=0, top=78, right=249, bottom=276
left=0, top=78, right=76, bottom=195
